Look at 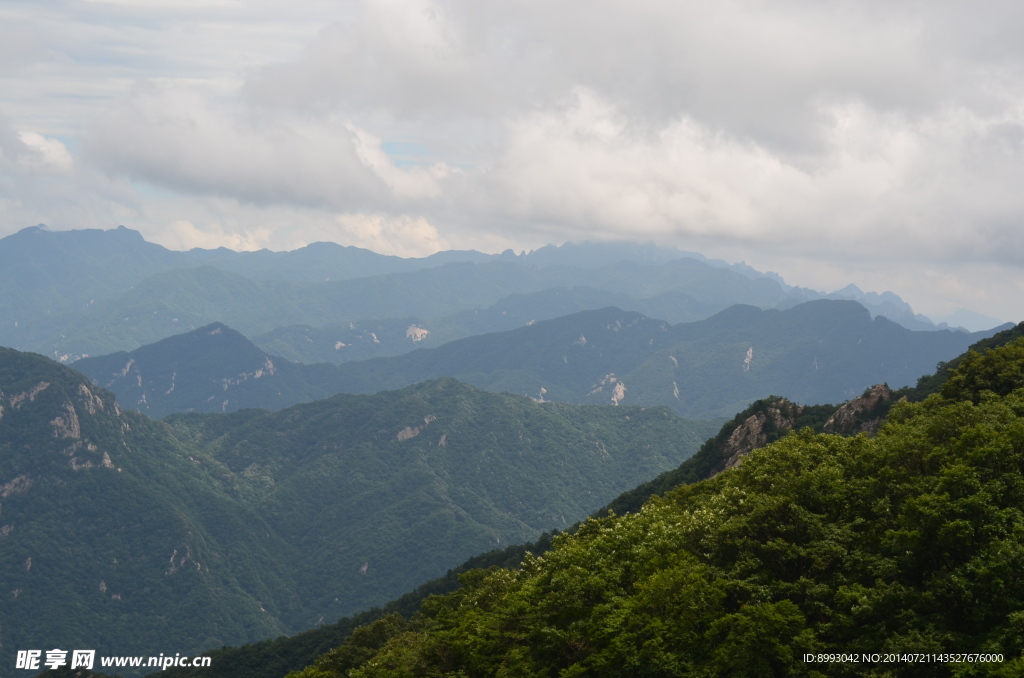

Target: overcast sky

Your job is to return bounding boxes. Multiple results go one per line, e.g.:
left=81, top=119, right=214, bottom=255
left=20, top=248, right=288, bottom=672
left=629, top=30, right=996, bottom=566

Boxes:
left=1, top=0, right=1023, bottom=324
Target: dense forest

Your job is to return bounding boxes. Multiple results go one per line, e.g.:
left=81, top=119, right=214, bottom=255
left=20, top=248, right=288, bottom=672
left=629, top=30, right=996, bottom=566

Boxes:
left=0, top=347, right=716, bottom=670
left=269, top=336, right=1024, bottom=677
left=125, top=324, right=1024, bottom=678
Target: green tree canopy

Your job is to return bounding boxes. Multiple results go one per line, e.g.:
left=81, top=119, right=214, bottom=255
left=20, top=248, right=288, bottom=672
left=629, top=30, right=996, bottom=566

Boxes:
left=288, top=337, right=1024, bottom=677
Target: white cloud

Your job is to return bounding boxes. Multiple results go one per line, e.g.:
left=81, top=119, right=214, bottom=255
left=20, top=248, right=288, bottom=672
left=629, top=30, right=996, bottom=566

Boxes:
left=335, top=213, right=448, bottom=257
left=3, top=0, right=1024, bottom=321
left=0, top=113, right=139, bottom=230
left=473, top=91, right=1024, bottom=268
left=242, top=0, right=484, bottom=118
left=83, top=84, right=450, bottom=210
left=16, top=131, right=74, bottom=173
left=346, top=123, right=453, bottom=200
left=157, top=219, right=272, bottom=251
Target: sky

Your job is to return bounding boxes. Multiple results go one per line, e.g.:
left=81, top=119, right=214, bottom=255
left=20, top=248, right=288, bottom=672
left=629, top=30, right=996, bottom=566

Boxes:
left=1, top=0, right=1023, bottom=325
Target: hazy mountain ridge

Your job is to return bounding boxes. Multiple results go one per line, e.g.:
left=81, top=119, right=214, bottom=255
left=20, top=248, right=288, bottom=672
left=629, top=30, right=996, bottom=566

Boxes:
left=73, top=323, right=340, bottom=417
left=0, top=226, right=978, bottom=364
left=8, top=257, right=786, bottom=361
left=74, top=301, right=1009, bottom=420
left=251, top=286, right=721, bottom=365
left=327, top=301, right=1008, bottom=418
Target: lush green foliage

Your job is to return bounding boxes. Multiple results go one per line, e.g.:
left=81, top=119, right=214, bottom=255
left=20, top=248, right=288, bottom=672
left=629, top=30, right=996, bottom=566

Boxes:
left=142, top=333, right=1024, bottom=678
left=942, top=339, right=1024, bottom=403
left=599, top=397, right=839, bottom=518
left=0, top=348, right=296, bottom=671
left=1, top=348, right=716, bottom=674
left=287, top=339, right=1024, bottom=677
left=149, top=533, right=559, bottom=678
left=901, top=323, right=1024, bottom=400
left=165, top=378, right=718, bottom=621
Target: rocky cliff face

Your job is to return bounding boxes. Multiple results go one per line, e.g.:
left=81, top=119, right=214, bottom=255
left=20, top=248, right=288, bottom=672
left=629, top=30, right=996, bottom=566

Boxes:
left=0, top=347, right=291, bottom=668
left=1, top=349, right=132, bottom=480
left=712, top=398, right=806, bottom=475
left=823, top=384, right=894, bottom=435
left=708, top=384, right=896, bottom=477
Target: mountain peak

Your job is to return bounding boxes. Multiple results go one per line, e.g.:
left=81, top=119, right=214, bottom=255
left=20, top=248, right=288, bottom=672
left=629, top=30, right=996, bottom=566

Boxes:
left=73, top=323, right=296, bottom=417
left=834, top=283, right=864, bottom=296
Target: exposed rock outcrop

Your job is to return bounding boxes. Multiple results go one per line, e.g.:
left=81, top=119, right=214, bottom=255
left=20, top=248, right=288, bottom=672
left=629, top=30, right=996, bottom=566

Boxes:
left=823, top=384, right=894, bottom=435
left=51, top=401, right=82, bottom=439
left=713, top=398, right=805, bottom=475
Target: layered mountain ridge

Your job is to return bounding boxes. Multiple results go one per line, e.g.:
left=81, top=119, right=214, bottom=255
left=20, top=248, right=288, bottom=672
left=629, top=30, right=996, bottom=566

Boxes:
left=0, top=226, right=986, bottom=364
left=75, top=301, right=1009, bottom=420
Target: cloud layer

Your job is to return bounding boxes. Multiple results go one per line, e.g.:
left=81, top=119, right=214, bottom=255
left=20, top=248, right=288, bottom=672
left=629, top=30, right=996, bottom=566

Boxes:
left=3, top=0, right=1024, bottom=320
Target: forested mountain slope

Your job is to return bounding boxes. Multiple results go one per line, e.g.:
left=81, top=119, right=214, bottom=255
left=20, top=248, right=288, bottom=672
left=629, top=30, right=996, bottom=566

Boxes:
left=1, top=348, right=716, bottom=674
left=165, top=378, right=717, bottom=622
left=143, top=322, right=1024, bottom=678
left=282, top=332, right=1024, bottom=677
left=0, top=347, right=297, bottom=668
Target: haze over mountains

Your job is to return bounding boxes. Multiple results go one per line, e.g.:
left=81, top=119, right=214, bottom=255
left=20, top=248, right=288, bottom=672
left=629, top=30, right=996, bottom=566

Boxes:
left=7, top=0, right=1024, bottom=671
left=76, top=302, right=1007, bottom=420
left=0, top=226, right=995, bottom=365
left=2, top=225, right=1019, bottom=676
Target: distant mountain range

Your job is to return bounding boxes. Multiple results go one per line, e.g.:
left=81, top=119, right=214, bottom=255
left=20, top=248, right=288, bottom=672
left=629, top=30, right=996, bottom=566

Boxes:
left=0, top=347, right=717, bottom=670
left=1, top=226, right=998, bottom=364
left=75, top=300, right=1010, bottom=420
left=250, top=285, right=723, bottom=365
